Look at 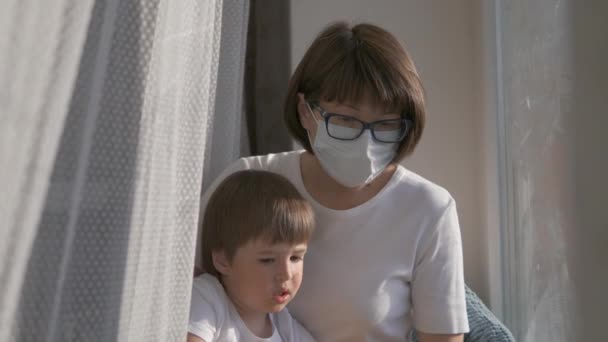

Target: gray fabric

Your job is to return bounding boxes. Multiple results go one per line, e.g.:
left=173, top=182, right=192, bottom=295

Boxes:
left=245, top=0, right=292, bottom=155
left=411, top=286, right=515, bottom=342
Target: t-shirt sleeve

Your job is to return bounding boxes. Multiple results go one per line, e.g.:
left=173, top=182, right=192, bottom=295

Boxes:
left=411, top=199, right=470, bottom=334
left=188, top=279, right=224, bottom=341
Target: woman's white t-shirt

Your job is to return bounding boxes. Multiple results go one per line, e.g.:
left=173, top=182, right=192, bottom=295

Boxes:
left=188, top=273, right=316, bottom=342
left=196, top=150, right=469, bottom=341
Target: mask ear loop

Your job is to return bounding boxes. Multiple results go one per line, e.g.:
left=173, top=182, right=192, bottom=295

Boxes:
left=305, top=102, right=321, bottom=146
left=305, top=101, right=316, bottom=118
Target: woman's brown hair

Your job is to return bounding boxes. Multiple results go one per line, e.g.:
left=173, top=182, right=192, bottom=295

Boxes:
left=201, top=170, right=315, bottom=278
left=284, top=21, right=426, bottom=161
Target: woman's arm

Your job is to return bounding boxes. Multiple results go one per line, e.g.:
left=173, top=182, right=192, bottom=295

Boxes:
left=417, top=331, right=463, bottom=342
left=187, top=332, right=206, bottom=342
left=411, top=201, right=469, bottom=338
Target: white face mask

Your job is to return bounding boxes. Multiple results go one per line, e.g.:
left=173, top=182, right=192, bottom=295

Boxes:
left=308, top=116, right=398, bottom=188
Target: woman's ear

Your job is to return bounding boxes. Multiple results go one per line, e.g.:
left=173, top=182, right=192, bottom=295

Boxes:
left=212, top=250, right=231, bottom=276
left=298, top=93, right=310, bottom=120
left=297, top=92, right=314, bottom=130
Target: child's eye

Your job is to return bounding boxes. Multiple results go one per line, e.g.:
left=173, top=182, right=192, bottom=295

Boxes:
left=290, top=255, right=303, bottom=262
left=258, top=258, right=274, bottom=264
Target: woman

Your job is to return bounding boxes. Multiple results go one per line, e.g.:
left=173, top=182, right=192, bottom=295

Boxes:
left=196, top=21, right=469, bottom=342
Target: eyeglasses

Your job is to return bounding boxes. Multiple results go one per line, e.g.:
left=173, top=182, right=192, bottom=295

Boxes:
left=308, top=101, right=412, bottom=143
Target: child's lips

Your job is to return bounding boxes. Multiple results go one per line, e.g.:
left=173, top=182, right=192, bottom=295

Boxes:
left=273, top=289, right=291, bottom=304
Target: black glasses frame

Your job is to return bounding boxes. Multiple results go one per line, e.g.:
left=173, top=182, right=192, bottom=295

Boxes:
left=308, top=101, right=412, bottom=143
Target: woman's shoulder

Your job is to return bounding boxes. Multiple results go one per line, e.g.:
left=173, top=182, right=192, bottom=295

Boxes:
left=235, top=150, right=302, bottom=171
left=390, top=165, right=454, bottom=211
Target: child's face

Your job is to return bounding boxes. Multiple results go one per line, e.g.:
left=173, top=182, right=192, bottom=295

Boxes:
left=216, top=239, right=308, bottom=316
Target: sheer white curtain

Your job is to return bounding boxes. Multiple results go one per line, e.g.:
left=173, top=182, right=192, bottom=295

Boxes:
left=496, top=0, right=579, bottom=340
left=0, top=0, right=249, bottom=341
left=496, top=0, right=608, bottom=340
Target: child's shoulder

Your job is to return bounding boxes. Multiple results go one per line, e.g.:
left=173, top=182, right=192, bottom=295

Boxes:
left=193, top=273, right=222, bottom=290
left=189, top=274, right=231, bottom=340
left=191, top=273, right=229, bottom=309
left=272, top=308, right=317, bottom=342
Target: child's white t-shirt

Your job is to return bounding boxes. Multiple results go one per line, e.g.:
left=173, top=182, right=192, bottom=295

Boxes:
left=188, top=273, right=316, bottom=342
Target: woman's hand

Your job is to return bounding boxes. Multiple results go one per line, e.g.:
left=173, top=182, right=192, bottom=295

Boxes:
left=416, top=331, right=464, bottom=342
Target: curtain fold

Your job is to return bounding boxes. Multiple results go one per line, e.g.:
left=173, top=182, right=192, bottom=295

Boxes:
left=202, top=0, right=250, bottom=192
left=0, top=0, right=250, bottom=341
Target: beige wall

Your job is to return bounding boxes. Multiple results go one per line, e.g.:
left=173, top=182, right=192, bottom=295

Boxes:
left=290, top=0, right=488, bottom=301
left=570, top=2, right=608, bottom=340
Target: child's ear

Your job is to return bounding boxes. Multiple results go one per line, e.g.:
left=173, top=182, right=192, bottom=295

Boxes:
left=212, top=250, right=231, bottom=276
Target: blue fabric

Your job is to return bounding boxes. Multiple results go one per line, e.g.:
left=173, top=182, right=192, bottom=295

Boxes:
left=411, top=285, right=515, bottom=342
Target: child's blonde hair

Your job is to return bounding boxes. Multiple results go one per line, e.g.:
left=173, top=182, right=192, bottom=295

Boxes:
left=201, top=170, right=315, bottom=277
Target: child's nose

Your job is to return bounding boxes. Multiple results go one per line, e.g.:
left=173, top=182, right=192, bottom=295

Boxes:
left=275, top=261, right=293, bottom=282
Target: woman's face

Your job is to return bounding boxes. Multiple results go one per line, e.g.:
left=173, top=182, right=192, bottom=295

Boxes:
left=297, top=93, right=401, bottom=144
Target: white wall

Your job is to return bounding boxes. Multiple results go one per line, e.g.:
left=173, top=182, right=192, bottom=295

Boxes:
left=290, top=0, right=488, bottom=302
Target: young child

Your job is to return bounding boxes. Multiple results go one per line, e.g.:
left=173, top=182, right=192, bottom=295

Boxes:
left=187, top=170, right=317, bottom=342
